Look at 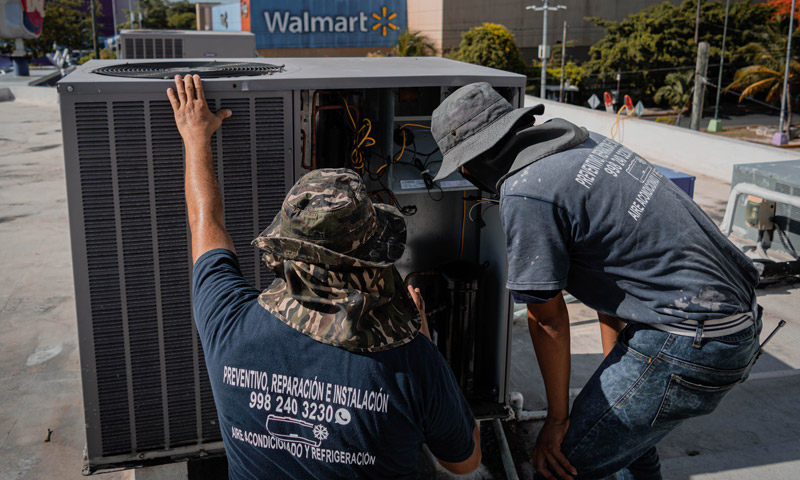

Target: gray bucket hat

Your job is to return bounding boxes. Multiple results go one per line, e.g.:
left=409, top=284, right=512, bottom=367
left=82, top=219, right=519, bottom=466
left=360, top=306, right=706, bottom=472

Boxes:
left=432, top=82, right=544, bottom=182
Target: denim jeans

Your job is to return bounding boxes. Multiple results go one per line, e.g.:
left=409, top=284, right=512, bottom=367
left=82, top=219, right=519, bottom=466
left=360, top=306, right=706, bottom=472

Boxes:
left=535, top=311, right=762, bottom=480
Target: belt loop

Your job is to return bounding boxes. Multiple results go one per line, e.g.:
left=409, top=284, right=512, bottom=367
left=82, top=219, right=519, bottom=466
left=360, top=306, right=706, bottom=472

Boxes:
left=693, top=320, right=705, bottom=349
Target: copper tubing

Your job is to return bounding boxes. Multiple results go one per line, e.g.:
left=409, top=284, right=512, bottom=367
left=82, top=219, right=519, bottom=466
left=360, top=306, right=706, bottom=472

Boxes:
left=308, top=90, right=362, bottom=170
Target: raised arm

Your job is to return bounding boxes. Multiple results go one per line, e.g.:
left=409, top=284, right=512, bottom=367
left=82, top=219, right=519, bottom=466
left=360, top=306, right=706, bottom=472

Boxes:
left=527, top=292, right=577, bottom=480
left=167, top=74, right=234, bottom=263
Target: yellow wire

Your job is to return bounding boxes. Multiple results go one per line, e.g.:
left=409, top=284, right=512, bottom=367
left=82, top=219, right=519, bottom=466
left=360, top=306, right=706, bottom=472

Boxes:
left=394, top=130, right=406, bottom=162
left=611, top=105, right=626, bottom=141
left=342, top=96, right=357, bottom=129
left=611, top=104, right=635, bottom=141
left=399, top=123, right=431, bottom=130
left=340, top=95, right=375, bottom=174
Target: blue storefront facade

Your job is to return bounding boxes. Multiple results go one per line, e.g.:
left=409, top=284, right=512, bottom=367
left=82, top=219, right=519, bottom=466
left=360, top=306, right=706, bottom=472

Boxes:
left=240, top=0, right=407, bottom=56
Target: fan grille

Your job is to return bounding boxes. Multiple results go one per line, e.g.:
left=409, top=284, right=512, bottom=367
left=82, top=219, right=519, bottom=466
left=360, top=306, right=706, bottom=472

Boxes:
left=93, top=61, right=285, bottom=79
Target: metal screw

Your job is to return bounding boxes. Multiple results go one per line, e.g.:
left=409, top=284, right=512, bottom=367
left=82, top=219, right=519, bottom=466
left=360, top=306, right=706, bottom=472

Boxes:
left=67, top=86, right=74, bottom=93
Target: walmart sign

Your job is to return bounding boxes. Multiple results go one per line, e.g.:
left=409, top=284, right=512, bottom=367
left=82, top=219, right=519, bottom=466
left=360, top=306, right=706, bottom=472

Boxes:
left=250, top=0, right=406, bottom=49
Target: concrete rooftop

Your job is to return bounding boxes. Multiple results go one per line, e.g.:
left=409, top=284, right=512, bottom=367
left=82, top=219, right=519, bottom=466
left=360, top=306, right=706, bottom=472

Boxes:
left=0, top=90, right=798, bottom=480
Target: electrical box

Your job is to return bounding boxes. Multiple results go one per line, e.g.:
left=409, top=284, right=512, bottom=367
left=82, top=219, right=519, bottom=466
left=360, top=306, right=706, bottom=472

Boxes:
left=57, top=57, right=525, bottom=473
left=538, top=44, right=551, bottom=60
left=732, top=160, right=800, bottom=257
left=119, top=30, right=256, bottom=59
left=744, top=195, right=775, bottom=231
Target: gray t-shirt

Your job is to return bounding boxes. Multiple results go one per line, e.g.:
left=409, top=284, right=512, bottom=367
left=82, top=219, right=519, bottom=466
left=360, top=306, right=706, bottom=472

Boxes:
left=500, top=132, right=758, bottom=324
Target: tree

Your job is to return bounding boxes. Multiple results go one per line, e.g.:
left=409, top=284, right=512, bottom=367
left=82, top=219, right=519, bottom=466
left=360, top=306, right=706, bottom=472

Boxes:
left=14, top=0, right=102, bottom=57
left=768, top=0, right=800, bottom=22
left=654, top=70, right=695, bottom=123
left=118, top=0, right=195, bottom=31
left=167, top=2, right=197, bottom=30
left=530, top=61, right=585, bottom=87
left=446, top=23, right=527, bottom=75
left=119, top=0, right=168, bottom=29
left=583, top=0, right=777, bottom=98
left=393, top=29, right=436, bottom=56
left=727, top=22, right=800, bottom=135
left=532, top=41, right=586, bottom=88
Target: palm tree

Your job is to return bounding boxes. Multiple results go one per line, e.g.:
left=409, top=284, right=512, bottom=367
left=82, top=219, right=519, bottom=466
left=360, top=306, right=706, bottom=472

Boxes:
left=654, top=70, right=695, bottom=124
left=727, top=20, right=800, bottom=136
left=393, top=30, right=436, bottom=57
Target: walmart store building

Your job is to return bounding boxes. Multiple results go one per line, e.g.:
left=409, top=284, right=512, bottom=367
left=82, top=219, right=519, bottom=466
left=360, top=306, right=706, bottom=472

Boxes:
left=216, top=0, right=683, bottom=60
left=225, top=0, right=407, bottom=57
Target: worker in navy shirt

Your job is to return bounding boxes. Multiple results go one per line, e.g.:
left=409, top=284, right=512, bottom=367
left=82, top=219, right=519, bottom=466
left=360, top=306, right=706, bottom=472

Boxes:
left=431, top=83, right=762, bottom=480
left=168, top=74, right=480, bottom=479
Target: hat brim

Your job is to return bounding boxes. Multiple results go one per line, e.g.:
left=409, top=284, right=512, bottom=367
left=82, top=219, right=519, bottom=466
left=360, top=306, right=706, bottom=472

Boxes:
left=253, top=203, right=406, bottom=268
left=433, top=104, right=544, bottom=182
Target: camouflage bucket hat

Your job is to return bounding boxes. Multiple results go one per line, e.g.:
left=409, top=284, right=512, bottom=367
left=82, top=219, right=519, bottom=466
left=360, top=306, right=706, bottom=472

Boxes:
left=253, top=168, right=406, bottom=268
left=252, top=168, right=420, bottom=352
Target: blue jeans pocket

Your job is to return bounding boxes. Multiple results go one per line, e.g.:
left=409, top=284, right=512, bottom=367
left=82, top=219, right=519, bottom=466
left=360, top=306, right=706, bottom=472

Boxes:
left=650, top=373, right=739, bottom=429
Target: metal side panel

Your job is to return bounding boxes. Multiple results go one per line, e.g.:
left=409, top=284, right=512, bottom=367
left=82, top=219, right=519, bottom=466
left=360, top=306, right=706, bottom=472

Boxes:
left=478, top=200, right=513, bottom=407
left=61, top=96, right=110, bottom=465
left=62, top=90, right=294, bottom=473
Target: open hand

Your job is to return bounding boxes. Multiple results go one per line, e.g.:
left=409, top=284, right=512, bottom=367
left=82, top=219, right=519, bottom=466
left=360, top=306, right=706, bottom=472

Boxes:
left=166, top=74, right=231, bottom=146
left=532, top=417, right=577, bottom=480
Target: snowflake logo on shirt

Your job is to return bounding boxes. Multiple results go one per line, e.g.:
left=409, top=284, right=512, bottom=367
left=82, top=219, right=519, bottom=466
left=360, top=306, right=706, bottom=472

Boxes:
left=313, top=424, right=329, bottom=441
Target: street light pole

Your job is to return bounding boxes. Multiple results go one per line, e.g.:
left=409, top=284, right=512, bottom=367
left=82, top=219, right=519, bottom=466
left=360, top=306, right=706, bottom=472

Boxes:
left=90, top=0, right=100, bottom=60
left=708, top=0, right=730, bottom=132
left=776, top=0, right=796, bottom=145
left=527, top=1, right=567, bottom=99
left=559, top=21, right=567, bottom=103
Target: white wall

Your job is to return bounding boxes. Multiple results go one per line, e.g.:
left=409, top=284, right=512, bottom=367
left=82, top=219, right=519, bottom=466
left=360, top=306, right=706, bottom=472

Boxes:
left=527, top=95, right=800, bottom=183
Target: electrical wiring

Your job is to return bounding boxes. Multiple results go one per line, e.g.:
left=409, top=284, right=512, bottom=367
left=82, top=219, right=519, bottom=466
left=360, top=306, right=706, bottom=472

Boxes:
left=775, top=222, right=799, bottom=259
left=394, top=129, right=407, bottom=162
left=399, top=123, right=431, bottom=130
left=610, top=104, right=633, bottom=141
left=371, top=178, right=417, bottom=216
left=340, top=94, right=376, bottom=174
left=468, top=199, right=498, bottom=223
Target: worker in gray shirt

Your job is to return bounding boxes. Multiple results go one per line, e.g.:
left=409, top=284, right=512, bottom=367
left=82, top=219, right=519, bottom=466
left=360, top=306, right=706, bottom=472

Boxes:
left=431, top=83, right=762, bottom=480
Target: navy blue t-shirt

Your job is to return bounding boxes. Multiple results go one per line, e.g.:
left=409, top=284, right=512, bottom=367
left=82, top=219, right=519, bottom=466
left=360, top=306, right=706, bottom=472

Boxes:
left=501, top=132, right=759, bottom=323
left=193, top=249, right=475, bottom=479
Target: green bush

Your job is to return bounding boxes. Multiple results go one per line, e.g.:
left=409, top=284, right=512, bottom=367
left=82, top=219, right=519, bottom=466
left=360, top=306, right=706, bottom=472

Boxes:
left=78, top=48, right=117, bottom=64
left=655, top=116, right=676, bottom=125
left=447, top=23, right=527, bottom=75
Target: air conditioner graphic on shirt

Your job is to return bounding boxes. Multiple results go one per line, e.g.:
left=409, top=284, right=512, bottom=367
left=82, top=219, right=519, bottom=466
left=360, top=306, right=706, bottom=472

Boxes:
left=266, top=414, right=327, bottom=446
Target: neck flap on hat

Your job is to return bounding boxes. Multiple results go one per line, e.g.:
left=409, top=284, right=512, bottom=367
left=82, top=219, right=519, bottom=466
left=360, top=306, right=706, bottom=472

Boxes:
left=258, top=253, right=420, bottom=353
left=497, top=118, right=589, bottom=187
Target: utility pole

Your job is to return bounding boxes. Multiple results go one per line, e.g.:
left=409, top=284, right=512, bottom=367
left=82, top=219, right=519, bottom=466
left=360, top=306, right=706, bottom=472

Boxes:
left=775, top=0, right=796, bottom=145
left=90, top=0, right=100, bottom=60
left=112, top=0, right=118, bottom=38
left=694, top=0, right=702, bottom=44
left=690, top=41, right=710, bottom=130
left=559, top=21, right=567, bottom=103
left=708, top=0, right=730, bottom=133
left=527, top=1, right=567, bottom=99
